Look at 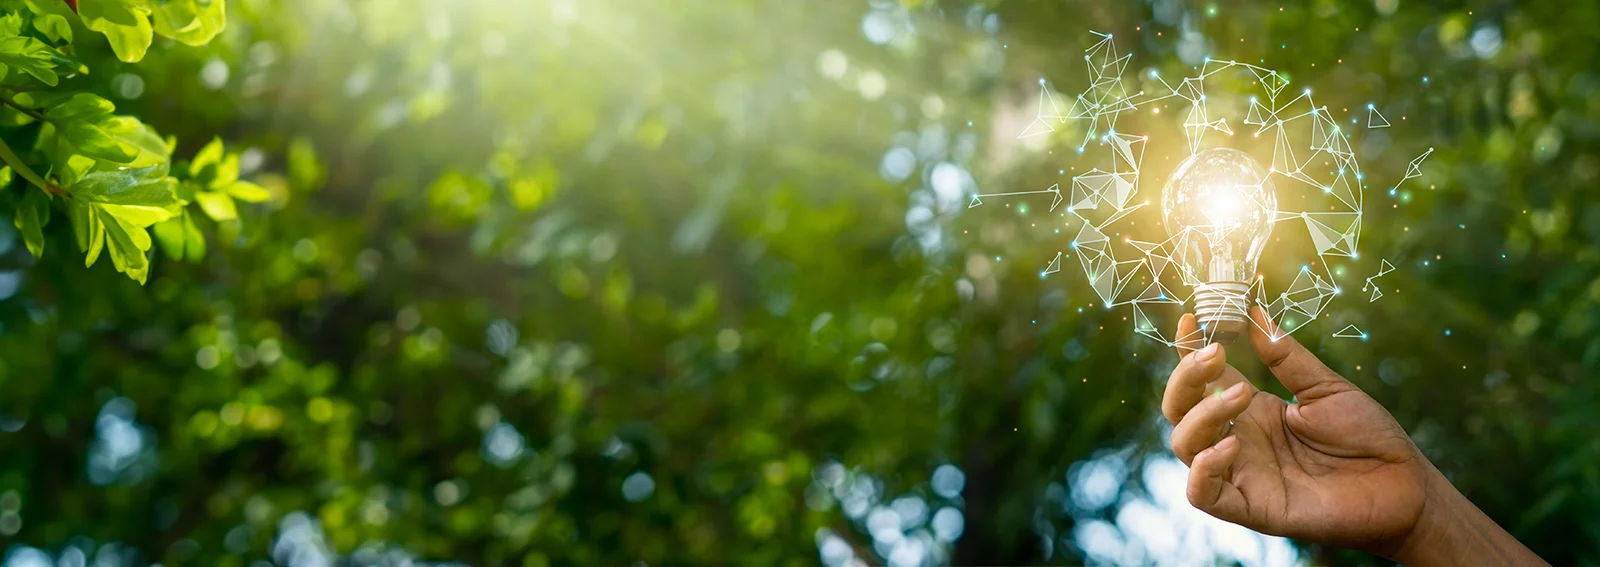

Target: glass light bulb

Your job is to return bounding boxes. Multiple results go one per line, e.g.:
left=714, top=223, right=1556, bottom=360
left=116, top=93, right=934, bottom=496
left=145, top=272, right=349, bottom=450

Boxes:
left=1161, top=147, right=1277, bottom=344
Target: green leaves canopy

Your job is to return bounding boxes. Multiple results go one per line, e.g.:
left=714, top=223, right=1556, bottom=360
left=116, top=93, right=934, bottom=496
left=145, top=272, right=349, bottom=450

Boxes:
left=0, top=2, right=248, bottom=283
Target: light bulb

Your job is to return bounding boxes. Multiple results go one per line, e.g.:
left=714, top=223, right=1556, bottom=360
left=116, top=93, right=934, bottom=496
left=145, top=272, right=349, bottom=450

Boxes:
left=1161, top=147, right=1277, bottom=345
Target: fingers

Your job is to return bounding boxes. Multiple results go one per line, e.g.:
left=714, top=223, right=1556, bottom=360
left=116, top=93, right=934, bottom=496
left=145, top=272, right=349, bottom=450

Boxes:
left=1187, top=435, right=1249, bottom=524
left=1170, top=381, right=1254, bottom=465
left=1247, top=306, right=1355, bottom=402
left=1173, top=312, right=1205, bottom=356
left=1161, top=341, right=1228, bottom=425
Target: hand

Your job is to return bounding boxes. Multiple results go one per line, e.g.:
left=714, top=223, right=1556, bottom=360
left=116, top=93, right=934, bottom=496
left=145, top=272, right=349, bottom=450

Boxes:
left=1163, top=307, right=1428, bottom=555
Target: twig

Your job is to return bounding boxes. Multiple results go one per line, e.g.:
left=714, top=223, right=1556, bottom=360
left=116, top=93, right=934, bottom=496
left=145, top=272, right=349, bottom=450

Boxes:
left=0, top=91, right=47, bottom=122
left=0, top=137, right=63, bottom=195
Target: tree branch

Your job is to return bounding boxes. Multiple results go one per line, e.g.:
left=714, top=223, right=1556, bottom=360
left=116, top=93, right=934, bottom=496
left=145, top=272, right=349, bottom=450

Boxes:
left=0, top=91, right=47, bottom=122
left=0, top=136, right=64, bottom=196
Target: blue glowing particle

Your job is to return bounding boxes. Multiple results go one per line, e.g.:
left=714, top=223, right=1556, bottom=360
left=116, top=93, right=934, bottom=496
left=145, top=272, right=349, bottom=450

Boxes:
left=1444, top=329, right=1452, bottom=336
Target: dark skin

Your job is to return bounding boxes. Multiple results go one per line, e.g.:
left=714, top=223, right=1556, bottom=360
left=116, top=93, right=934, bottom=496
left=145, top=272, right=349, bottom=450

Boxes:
left=1164, top=307, right=1547, bottom=566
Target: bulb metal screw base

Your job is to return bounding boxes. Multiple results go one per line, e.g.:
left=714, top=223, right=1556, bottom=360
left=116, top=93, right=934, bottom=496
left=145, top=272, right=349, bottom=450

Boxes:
left=1194, top=281, right=1250, bottom=345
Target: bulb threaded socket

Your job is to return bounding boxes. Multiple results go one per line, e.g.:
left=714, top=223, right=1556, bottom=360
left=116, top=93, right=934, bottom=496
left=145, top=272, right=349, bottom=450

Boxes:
left=1194, top=281, right=1250, bottom=345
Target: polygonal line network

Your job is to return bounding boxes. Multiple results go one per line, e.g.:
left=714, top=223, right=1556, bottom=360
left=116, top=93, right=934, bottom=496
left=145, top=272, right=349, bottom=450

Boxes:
left=975, top=31, right=1433, bottom=346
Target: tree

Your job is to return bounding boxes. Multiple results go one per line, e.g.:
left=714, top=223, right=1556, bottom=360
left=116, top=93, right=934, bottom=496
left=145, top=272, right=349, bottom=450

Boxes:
left=2, top=0, right=1597, bottom=565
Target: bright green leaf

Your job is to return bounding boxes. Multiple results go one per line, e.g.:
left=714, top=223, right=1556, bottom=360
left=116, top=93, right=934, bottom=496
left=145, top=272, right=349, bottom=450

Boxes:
left=59, top=117, right=140, bottom=164
left=104, top=116, right=170, bottom=167
left=25, top=0, right=75, bottom=43
left=72, top=163, right=179, bottom=208
left=189, top=136, right=238, bottom=187
left=194, top=190, right=237, bottom=221
left=79, top=0, right=154, bottom=63
left=47, top=93, right=117, bottom=123
left=154, top=0, right=226, bottom=46
left=100, top=203, right=176, bottom=227
left=0, top=36, right=62, bottom=86
left=67, top=198, right=107, bottom=267
left=224, top=180, right=269, bottom=202
left=0, top=13, right=23, bottom=37
left=189, top=136, right=224, bottom=175
left=99, top=207, right=151, bottom=283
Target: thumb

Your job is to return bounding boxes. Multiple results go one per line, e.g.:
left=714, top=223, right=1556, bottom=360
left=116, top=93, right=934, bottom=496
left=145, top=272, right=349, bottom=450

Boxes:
left=1247, top=306, right=1355, bottom=402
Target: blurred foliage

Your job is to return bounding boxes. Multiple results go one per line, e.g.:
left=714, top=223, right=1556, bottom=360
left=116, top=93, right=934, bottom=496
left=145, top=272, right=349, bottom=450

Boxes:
left=0, top=0, right=1596, bottom=565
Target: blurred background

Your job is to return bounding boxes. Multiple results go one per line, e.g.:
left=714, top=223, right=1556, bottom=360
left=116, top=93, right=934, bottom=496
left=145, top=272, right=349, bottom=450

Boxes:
left=1, top=0, right=1597, bottom=565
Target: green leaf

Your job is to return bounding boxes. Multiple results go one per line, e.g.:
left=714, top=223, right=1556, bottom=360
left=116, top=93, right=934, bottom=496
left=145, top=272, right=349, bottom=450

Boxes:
left=152, top=210, right=184, bottom=259
left=46, top=93, right=116, bottom=123
left=14, top=186, right=50, bottom=258
left=0, top=13, right=23, bottom=37
left=49, top=96, right=144, bottom=164
left=99, top=207, right=151, bottom=283
left=72, top=163, right=179, bottom=208
left=223, top=180, right=269, bottom=202
left=153, top=0, right=226, bottom=46
left=194, top=190, right=236, bottom=221
left=79, top=0, right=154, bottom=63
left=103, top=116, right=170, bottom=167
left=182, top=208, right=204, bottom=262
left=189, top=136, right=237, bottom=187
left=67, top=197, right=107, bottom=267
left=0, top=36, right=62, bottom=86
left=153, top=209, right=204, bottom=262
left=100, top=202, right=175, bottom=227
left=24, top=0, right=75, bottom=43
left=189, top=136, right=224, bottom=175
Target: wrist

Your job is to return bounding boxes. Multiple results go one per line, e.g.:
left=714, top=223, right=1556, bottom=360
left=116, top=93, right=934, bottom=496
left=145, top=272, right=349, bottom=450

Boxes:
left=1386, top=462, right=1455, bottom=564
left=1387, top=460, right=1547, bottom=567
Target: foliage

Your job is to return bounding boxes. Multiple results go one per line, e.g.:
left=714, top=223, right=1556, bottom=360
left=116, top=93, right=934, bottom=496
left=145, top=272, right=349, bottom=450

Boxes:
left=0, top=0, right=241, bottom=284
left=0, top=0, right=1598, bottom=566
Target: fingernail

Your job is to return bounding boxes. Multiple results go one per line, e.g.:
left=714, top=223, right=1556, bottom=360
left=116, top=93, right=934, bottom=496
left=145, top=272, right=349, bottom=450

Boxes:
left=1195, top=343, right=1219, bottom=361
left=1216, top=435, right=1238, bottom=452
left=1225, top=382, right=1248, bottom=402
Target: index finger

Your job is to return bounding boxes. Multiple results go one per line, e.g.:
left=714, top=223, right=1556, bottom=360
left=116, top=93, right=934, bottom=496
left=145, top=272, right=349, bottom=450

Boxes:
left=1173, top=313, right=1206, bottom=356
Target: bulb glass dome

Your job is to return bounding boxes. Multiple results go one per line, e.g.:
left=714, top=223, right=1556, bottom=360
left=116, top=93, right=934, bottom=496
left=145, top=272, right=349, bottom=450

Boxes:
left=1161, top=147, right=1277, bottom=285
left=1161, top=147, right=1277, bottom=344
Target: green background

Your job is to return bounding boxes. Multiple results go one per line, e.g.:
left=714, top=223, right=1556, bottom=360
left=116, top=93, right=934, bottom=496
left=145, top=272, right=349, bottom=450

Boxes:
left=2, top=0, right=1596, bottom=565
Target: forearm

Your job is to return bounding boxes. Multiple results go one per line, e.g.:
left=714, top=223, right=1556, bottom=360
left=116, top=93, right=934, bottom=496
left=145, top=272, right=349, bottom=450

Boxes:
left=1389, top=463, right=1547, bottom=567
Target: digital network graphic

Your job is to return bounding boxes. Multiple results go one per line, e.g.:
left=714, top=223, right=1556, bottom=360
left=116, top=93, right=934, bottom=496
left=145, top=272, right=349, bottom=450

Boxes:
left=971, top=32, right=1433, bottom=348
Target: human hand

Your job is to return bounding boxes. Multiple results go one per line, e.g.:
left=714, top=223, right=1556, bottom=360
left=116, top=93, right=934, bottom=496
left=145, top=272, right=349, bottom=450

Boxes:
left=1163, top=307, right=1429, bottom=556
